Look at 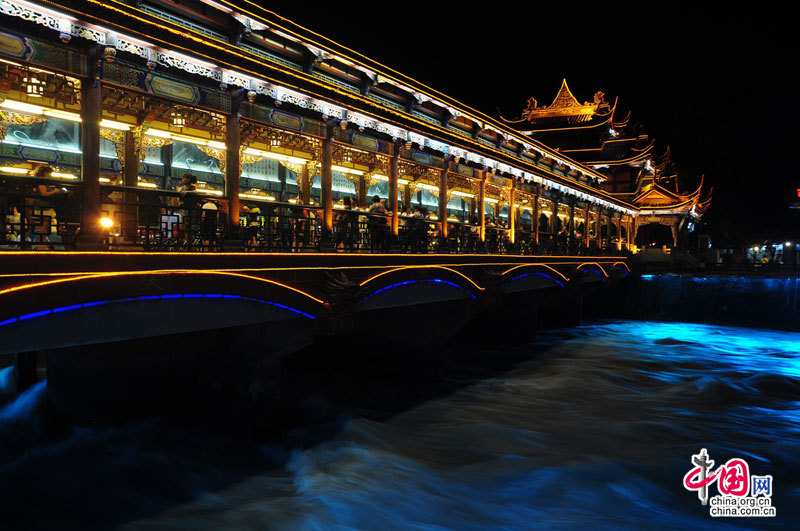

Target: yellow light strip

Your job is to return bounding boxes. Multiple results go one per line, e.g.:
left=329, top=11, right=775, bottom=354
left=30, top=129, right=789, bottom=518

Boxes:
left=244, top=147, right=306, bottom=164
left=613, top=261, right=631, bottom=273
left=43, top=109, right=81, bottom=122
left=372, top=174, right=410, bottom=185
left=0, top=260, right=627, bottom=281
left=452, top=190, right=475, bottom=198
left=0, top=269, right=326, bottom=305
left=499, top=264, right=570, bottom=283
left=0, top=99, right=43, bottom=114
left=331, top=165, right=365, bottom=176
left=137, top=182, right=158, bottom=188
left=576, top=262, right=608, bottom=278
left=172, top=134, right=210, bottom=146
left=239, top=193, right=275, bottom=200
left=100, top=119, right=131, bottom=131
left=196, top=188, right=223, bottom=196
left=51, top=172, right=78, bottom=179
left=145, top=129, right=172, bottom=139
left=0, top=166, right=30, bottom=174
left=359, top=265, right=485, bottom=291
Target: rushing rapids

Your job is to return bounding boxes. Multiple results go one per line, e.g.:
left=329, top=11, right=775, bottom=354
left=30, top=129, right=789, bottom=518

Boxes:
left=1, top=318, right=798, bottom=529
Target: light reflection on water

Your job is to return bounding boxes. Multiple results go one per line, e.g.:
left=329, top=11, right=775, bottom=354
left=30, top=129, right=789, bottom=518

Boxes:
left=0, top=320, right=798, bottom=530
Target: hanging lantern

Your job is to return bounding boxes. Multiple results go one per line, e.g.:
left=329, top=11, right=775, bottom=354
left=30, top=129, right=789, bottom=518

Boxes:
left=25, top=74, right=43, bottom=98
left=270, top=136, right=281, bottom=149
left=171, top=110, right=185, bottom=128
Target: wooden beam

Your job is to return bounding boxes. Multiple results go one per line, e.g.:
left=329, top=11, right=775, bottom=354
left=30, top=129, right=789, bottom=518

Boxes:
left=509, top=179, right=516, bottom=245
left=389, top=142, right=400, bottom=237
left=80, top=48, right=101, bottom=240
left=225, top=90, right=241, bottom=235
left=320, top=125, right=334, bottom=237
left=479, top=170, right=486, bottom=242
left=439, top=158, right=449, bottom=240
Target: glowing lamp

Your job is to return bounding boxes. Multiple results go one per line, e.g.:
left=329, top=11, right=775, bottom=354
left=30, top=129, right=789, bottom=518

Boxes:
left=24, top=74, right=43, bottom=97
left=171, top=111, right=185, bottom=128
left=100, top=217, right=114, bottom=229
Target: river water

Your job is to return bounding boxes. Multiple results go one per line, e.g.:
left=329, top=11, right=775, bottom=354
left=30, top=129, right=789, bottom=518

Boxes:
left=1, top=318, right=799, bottom=529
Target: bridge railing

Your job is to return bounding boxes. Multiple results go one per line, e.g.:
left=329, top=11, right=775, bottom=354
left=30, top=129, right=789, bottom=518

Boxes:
left=0, top=182, right=631, bottom=255
left=97, top=185, right=227, bottom=251
left=0, top=177, right=82, bottom=250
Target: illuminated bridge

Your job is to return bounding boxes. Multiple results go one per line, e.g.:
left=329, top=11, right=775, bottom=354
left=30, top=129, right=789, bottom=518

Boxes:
left=0, top=0, right=647, bottom=424
left=0, top=252, right=628, bottom=422
left=1, top=251, right=629, bottom=354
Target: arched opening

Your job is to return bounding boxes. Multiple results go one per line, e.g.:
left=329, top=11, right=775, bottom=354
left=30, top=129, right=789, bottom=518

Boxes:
left=635, top=222, right=674, bottom=248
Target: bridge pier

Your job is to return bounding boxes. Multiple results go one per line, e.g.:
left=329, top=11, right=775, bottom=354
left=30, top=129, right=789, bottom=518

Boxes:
left=465, top=291, right=541, bottom=344
left=45, top=320, right=310, bottom=438
left=14, top=351, right=39, bottom=393
left=539, top=292, right=583, bottom=329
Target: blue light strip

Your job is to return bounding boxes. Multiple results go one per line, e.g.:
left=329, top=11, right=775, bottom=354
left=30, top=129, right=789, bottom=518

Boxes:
left=360, top=278, right=477, bottom=303
left=584, top=269, right=607, bottom=282
left=0, top=293, right=315, bottom=327
left=506, top=272, right=566, bottom=288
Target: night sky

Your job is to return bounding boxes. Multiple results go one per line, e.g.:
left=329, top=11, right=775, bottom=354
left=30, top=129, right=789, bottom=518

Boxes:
left=266, top=4, right=797, bottom=245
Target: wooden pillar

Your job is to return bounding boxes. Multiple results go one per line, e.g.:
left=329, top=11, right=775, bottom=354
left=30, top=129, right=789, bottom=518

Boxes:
left=478, top=170, right=486, bottom=242
left=533, top=191, right=540, bottom=246
left=299, top=164, right=311, bottom=204
left=670, top=221, right=678, bottom=248
left=225, top=91, right=241, bottom=234
left=403, top=184, right=411, bottom=213
left=80, top=49, right=102, bottom=241
left=596, top=208, right=602, bottom=248
left=123, top=131, right=138, bottom=187
left=438, top=158, right=449, bottom=239
left=357, top=174, right=367, bottom=207
left=321, top=127, right=334, bottom=236
left=277, top=164, right=287, bottom=203
left=162, top=144, right=173, bottom=185
left=631, top=216, right=637, bottom=250
left=389, top=143, right=400, bottom=237
left=626, top=215, right=633, bottom=251
left=584, top=203, right=590, bottom=248
left=508, top=179, right=516, bottom=245
left=616, top=211, right=623, bottom=251
left=122, top=129, right=138, bottom=242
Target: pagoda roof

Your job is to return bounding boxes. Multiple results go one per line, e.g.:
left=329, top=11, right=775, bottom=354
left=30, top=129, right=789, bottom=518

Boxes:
left=563, top=136, right=655, bottom=165
left=499, top=79, right=615, bottom=133
left=631, top=176, right=711, bottom=213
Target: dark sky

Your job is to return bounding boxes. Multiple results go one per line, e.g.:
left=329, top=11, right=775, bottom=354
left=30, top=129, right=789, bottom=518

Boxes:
left=269, top=4, right=797, bottom=243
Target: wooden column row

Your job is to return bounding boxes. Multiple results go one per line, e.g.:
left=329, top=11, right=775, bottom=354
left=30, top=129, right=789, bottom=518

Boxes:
left=79, top=48, right=101, bottom=245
